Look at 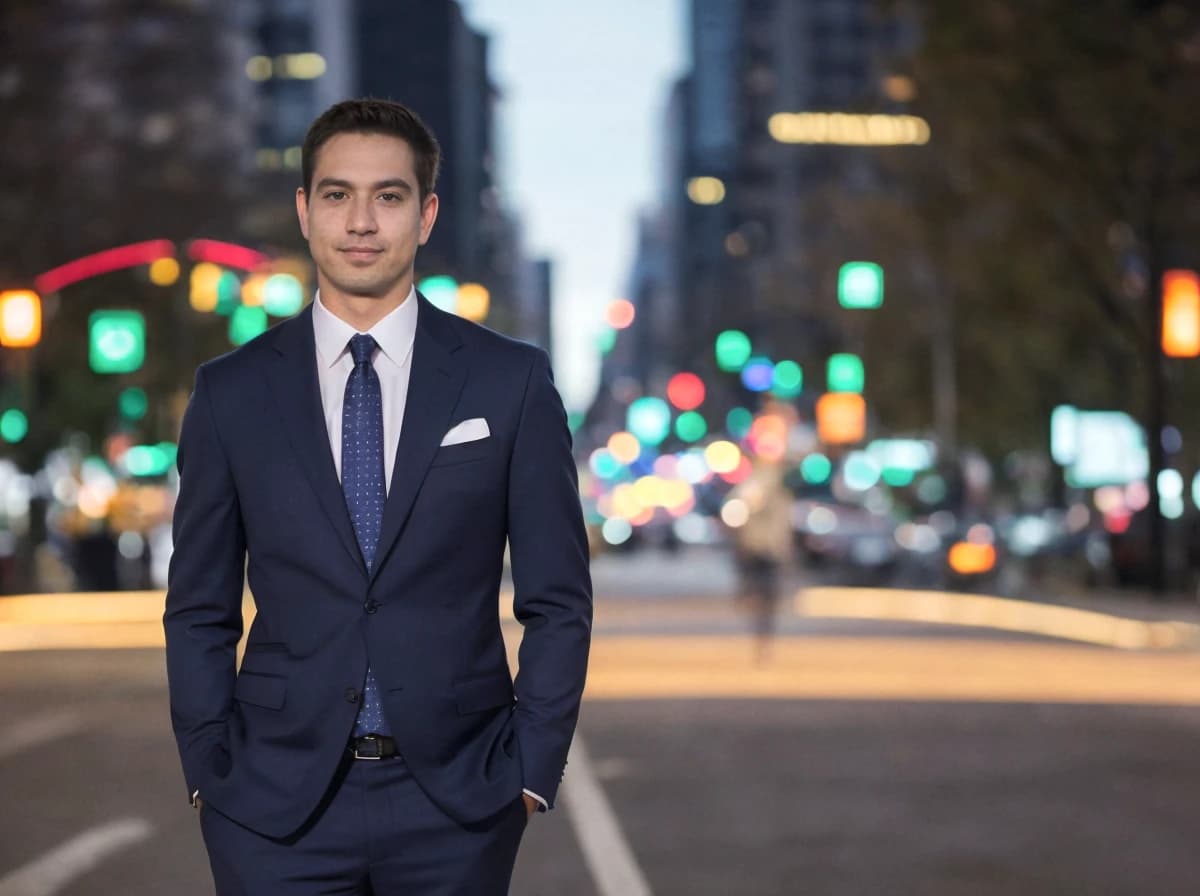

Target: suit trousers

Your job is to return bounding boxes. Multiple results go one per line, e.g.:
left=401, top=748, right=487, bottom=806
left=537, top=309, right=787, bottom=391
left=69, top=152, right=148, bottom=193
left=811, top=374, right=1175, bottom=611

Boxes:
left=200, top=751, right=528, bottom=895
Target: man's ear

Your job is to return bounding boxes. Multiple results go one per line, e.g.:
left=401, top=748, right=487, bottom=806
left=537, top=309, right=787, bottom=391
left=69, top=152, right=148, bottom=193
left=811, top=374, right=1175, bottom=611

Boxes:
left=418, top=193, right=439, bottom=246
left=296, top=188, right=310, bottom=240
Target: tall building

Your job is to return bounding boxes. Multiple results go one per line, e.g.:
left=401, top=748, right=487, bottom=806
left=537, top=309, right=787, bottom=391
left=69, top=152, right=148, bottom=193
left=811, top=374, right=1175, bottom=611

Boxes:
left=355, top=0, right=504, bottom=290
left=241, top=0, right=535, bottom=341
left=659, top=0, right=912, bottom=416
left=246, top=0, right=355, bottom=170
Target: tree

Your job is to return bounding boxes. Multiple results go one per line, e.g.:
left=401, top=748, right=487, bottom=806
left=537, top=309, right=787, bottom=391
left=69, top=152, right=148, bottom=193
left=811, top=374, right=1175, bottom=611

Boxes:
left=817, top=0, right=1200, bottom=589
left=0, top=1, right=260, bottom=468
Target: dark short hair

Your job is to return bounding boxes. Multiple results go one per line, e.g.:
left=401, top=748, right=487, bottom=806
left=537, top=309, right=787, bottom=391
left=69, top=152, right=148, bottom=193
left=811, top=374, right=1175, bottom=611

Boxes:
left=301, top=98, right=441, bottom=201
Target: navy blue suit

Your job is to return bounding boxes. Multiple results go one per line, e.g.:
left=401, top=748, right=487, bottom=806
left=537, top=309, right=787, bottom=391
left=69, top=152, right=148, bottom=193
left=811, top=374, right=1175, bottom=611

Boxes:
left=164, top=296, right=592, bottom=859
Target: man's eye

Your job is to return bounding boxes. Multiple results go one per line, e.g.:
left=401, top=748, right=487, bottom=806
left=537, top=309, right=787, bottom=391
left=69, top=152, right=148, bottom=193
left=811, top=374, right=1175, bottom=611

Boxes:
left=379, top=192, right=401, bottom=202
left=324, top=191, right=346, bottom=200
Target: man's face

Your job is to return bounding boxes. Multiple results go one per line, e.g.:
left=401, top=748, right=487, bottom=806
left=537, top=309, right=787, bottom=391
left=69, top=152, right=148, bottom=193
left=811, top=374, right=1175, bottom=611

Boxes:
left=296, top=132, right=438, bottom=302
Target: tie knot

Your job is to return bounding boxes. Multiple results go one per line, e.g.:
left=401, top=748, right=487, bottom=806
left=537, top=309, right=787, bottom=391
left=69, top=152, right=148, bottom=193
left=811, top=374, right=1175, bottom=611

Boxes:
left=348, top=334, right=377, bottom=368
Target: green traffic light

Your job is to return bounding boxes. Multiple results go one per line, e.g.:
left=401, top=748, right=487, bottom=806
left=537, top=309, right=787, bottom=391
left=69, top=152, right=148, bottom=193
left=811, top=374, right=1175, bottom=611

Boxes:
left=772, top=360, right=803, bottom=398
left=89, top=310, right=145, bottom=374
left=216, top=271, right=241, bottom=315
left=827, top=353, right=864, bottom=393
left=0, top=408, right=28, bottom=443
left=119, top=388, right=149, bottom=420
left=230, top=306, right=269, bottom=345
left=715, top=330, right=752, bottom=372
left=838, top=262, right=883, bottom=309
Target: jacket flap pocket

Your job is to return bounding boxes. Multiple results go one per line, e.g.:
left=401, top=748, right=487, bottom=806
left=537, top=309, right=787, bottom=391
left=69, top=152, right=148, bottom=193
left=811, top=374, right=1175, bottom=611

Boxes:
left=234, top=672, right=286, bottom=710
left=454, top=673, right=514, bottom=715
left=430, top=440, right=491, bottom=468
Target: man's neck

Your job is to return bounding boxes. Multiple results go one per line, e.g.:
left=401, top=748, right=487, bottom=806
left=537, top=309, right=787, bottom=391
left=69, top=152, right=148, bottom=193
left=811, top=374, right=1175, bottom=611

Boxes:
left=319, top=284, right=413, bottom=332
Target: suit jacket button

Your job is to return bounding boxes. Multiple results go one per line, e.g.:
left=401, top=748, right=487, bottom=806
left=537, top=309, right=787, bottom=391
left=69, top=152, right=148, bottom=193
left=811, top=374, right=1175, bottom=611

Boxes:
left=364, top=599, right=379, bottom=614
left=345, top=688, right=359, bottom=703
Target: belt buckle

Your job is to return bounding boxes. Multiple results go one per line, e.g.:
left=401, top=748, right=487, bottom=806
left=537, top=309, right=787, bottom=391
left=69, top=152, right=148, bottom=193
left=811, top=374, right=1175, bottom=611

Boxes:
left=353, top=735, right=383, bottom=760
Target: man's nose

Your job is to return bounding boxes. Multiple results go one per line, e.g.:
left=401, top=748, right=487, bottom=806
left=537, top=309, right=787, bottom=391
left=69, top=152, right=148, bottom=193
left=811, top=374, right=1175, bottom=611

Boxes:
left=346, top=198, right=377, bottom=233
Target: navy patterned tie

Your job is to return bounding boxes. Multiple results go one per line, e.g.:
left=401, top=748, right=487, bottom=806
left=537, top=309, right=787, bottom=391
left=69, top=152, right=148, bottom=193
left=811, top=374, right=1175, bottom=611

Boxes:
left=343, top=334, right=392, bottom=737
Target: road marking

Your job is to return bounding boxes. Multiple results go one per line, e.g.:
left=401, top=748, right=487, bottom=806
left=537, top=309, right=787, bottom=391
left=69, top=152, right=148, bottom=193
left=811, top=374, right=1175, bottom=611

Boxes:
left=561, top=736, right=653, bottom=896
left=0, top=711, right=85, bottom=762
left=797, top=586, right=1200, bottom=649
left=581, top=636, right=1200, bottom=705
left=0, top=818, right=152, bottom=896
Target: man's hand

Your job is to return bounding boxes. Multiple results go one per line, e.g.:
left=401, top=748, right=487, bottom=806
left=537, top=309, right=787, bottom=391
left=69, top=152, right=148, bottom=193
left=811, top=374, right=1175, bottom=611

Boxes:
left=522, top=793, right=539, bottom=819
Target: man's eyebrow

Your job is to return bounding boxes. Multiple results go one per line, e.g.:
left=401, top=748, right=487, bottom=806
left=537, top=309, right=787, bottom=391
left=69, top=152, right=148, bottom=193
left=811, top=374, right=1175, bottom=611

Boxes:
left=313, top=177, right=415, bottom=192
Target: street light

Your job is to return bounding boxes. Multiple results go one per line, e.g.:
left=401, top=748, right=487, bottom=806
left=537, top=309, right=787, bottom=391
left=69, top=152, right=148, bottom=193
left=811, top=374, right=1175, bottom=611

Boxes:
left=0, top=290, right=42, bottom=347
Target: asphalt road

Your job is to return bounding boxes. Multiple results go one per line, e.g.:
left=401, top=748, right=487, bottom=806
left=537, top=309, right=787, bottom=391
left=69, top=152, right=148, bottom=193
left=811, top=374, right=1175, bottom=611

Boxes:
left=3, top=635, right=1200, bottom=895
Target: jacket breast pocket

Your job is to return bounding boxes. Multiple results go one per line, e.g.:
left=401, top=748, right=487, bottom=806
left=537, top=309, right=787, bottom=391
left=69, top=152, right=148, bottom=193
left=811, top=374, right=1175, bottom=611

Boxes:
left=234, top=672, right=286, bottom=710
left=430, top=439, right=492, bottom=469
left=453, top=672, right=514, bottom=715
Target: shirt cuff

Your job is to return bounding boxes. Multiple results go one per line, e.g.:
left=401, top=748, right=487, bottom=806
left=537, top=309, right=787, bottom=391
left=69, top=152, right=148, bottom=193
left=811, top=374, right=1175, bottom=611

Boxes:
left=523, top=788, right=548, bottom=812
left=190, top=789, right=201, bottom=808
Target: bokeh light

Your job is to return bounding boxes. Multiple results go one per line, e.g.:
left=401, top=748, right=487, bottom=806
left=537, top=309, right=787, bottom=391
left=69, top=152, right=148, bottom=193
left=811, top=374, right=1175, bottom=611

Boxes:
left=771, top=360, right=803, bottom=398
left=606, top=299, right=636, bottom=330
left=675, top=411, right=708, bottom=443
left=607, top=431, right=641, bottom=465
left=715, top=330, right=752, bottom=371
left=741, top=357, right=774, bottom=392
left=627, top=397, right=672, bottom=446
left=667, top=372, right=706, bottom=410
left=705, top=440, right=742, bottom=474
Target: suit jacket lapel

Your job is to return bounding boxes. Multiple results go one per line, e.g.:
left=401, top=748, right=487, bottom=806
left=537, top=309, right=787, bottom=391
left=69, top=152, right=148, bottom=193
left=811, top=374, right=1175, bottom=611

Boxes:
left=371, top=295, right=467, bottom=583
left=264, top=305, right=365, bottom=574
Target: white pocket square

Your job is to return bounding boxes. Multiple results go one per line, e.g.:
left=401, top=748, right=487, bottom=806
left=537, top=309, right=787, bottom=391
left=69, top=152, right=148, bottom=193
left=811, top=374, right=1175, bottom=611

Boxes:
left=441, top=417, right=490, bottom=446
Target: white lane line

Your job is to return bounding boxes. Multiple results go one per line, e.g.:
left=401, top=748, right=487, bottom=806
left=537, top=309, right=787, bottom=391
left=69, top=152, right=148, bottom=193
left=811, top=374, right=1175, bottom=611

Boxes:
left=0, top=711, right=85, bottom=763
left=0, top=818, right=152, bottom=896
left=560, top=736, right=653, bottom=896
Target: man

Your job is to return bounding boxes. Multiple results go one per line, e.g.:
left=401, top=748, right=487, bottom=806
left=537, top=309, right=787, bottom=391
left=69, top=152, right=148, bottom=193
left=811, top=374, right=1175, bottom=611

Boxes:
left=164, top=98, right=592, bottom=894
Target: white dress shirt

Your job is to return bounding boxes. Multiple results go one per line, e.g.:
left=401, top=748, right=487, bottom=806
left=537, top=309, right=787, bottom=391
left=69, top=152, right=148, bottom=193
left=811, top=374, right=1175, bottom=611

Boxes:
left=310, top=289, right=547, bottom=813
left=312, top=289, right=417, bottom=489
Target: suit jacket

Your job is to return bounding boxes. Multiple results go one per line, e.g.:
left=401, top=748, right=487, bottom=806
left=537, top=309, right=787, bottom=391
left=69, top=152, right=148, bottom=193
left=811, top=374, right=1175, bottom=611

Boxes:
left=163, top=295, right=592, bottom=839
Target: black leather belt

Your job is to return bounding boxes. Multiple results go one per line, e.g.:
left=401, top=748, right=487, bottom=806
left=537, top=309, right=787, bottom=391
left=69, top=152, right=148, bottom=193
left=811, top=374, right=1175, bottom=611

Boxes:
left=349, top=734, right=400, bottom=760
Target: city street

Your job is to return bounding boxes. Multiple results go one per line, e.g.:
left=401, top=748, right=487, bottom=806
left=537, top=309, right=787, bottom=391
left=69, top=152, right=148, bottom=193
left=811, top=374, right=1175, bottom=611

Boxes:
left=3, top=550, right=1200, bottom=894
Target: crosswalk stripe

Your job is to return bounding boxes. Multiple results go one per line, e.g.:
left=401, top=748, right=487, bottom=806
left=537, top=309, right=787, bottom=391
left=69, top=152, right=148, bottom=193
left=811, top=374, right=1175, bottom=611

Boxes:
left=0, top=711, right=84, bottom=763
left=0, top=819, right=152, bottom=896
left=561, top=735, right=653, bottom=896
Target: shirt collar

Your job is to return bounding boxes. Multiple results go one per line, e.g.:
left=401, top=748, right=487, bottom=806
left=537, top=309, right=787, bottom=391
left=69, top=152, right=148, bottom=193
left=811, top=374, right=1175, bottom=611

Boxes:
left=312, top=287, right=418, bottom=369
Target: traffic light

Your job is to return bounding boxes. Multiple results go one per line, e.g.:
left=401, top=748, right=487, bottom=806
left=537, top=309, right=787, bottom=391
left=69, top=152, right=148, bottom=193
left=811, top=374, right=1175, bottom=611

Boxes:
left=0, top=409, right=28, bottom=443
left=827, top=353, right=864, bottom=393
left=1162, top=269, right=1200, bottom=358
left=838, top=262, right=884, bottom=309
left=715, top=330, right=752, bottom=372
left=772, top=361, right=803, bottom=398
left=118, top=388, right=149, bottom=421
left=817, top=393, right=866, bottom=444
left=89, top=310, right=145, bottom=374
left=230, top=306, right=268, bottom=345
left=0, top=290, right=41, bottom=347
left=190, top=262, right=222, bottom=312
left=216, top=271, right=240, bottom=315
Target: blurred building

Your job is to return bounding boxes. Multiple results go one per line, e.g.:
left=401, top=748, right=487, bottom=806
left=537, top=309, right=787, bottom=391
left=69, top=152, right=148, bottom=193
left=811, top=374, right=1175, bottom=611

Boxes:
left=637, top=0, right=914, bottom=418
left=247, top=0, right=356, bottom=171
left=355, top=0, right=522, bottom=332
left=237, top=0, right=541, bottom=341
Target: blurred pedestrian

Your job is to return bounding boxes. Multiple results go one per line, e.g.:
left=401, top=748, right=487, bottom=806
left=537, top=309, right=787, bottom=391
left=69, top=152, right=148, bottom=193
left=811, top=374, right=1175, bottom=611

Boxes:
left=729, top=455, right=794, bottom=661
left=164, top=98, right=592, bottom=894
